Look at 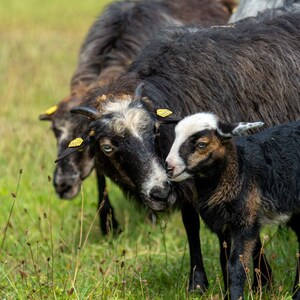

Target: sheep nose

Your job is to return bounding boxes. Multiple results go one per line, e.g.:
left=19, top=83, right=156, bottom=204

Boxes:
left=149, top=181, right=171, bottom=200
left=165, top=161, right=175, bottom=177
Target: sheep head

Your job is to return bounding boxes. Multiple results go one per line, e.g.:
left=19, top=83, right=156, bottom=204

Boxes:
left=166, top=112, right=263, bottom=182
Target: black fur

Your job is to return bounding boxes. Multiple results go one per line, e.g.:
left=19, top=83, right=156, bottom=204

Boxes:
left=189, top=121, right=300, bottom=299
left=47, top=0, right=231, bottom=237
left=74, top=7, right=300, bottom=293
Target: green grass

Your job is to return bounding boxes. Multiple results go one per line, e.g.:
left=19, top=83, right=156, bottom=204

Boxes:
left=0, top=0, right=298, bottom=299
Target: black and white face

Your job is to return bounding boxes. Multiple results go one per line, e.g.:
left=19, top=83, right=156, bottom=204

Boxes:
left=92, top=96, right=177, bottom=211
left=166, top=112, right=264, bottom=182
left=166, top=113, right=223, bottom=182
left=40, top=103, right=94, bottom=199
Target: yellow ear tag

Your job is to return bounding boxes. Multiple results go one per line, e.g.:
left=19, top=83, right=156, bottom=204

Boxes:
left=156, top=109, right=173, bottom=118
left=45, top=105, right=58, bottom=115
left=89, top=130, right=95, bottom=136
left=68, top=137, right=83, bottom=148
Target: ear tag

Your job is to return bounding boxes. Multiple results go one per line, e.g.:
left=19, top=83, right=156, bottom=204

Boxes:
left=68, top=137, right=83, bottom=148
left=45, top=105, right=58, bottom=115
left=89, top=130, right=95, bottom=136
left=156, top=109, right=173, bottom=118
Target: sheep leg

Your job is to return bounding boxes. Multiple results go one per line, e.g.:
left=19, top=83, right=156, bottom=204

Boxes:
left=218, top=231, right=272, bottom=299
left=181, top=202, right=208, bottom=293
left=96, top=169, right=119, bottom=235
left=287, top=214, right=300, bottom=299
left=218, top=231, right=231, bottom=299
left=228, top=228, right=258, bottom=300
left=252, top=237, right=272, bottom=289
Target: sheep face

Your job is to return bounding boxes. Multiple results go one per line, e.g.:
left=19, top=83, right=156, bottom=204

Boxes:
left=88, top=96, right=177, bottom=211
left=67, top=85, right=178, bottom=211
left=166, top=113, right=225, bottom=182
left=166, top=112, right=264, bottom=182
left=40, top=98, right=94, bottom=199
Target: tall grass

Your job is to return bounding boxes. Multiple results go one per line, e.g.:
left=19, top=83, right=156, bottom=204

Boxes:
left=0, top=0, right=298, bottom=299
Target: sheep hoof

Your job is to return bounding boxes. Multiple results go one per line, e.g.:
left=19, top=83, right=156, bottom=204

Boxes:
left=188, top=272, right=208, bottom=294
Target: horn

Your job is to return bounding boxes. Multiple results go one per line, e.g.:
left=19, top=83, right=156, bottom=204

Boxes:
left=70, top=106, right=101, bottom=120
left=133, top=82, right=145, bottom=101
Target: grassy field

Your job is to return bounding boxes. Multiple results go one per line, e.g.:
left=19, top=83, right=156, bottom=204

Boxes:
left=0, top=0, right=298, bottom=299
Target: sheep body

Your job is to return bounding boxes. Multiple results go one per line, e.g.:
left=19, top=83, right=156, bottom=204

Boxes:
left=69, top=7, right=300, bottom=293
left=40, top=0, right=231, bottom=235
left=166, top=113, right=300, bottom=299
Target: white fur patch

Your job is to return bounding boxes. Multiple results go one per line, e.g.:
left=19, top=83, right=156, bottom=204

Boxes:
left=186, top=27, right=201, bottom=33
left=57, top=121, right=72, bottom=145
left=102, top=99, right=151, bottom=140
left=166, top=113, right=218, bottom=176
left=260, top=213, right=290, bottom=226
left=142, top=159, right=169, bottom=196
left=170, top=171, right=192, bottom=182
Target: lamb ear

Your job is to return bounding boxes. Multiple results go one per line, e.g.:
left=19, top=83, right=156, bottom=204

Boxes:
left=217, top=121, right=264, bottom=137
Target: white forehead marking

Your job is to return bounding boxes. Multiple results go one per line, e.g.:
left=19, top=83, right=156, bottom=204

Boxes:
left=170, top=112, right=218, bottom=156
left=56, top=120, right=72, bottom=145
left=102, top=99, right=151, bottom=140
left=166, top=113, right=218, bottom=180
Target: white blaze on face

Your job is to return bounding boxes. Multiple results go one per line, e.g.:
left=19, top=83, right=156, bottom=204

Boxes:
left=102, top=98, right=170, bottom=197
left=142, top=158, right=169, bottom=197
left=166, top=113, right=219, bottom=181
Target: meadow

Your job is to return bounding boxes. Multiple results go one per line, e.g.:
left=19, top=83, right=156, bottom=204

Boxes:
left=0, top=0, right=298, bottom=299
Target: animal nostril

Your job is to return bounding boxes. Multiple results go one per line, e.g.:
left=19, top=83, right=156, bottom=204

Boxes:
left=149, top=184, right=171, bottom=201
left=166, top=163, right=174, bottom=176
left=164, top=180, right=171, bottom=188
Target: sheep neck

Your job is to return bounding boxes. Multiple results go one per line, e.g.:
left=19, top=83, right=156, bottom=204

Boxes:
left=195, top=141, right=242, bottom=210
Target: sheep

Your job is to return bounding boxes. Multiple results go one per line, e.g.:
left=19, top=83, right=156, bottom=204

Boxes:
left=64, top=5, right=300, bottom=292
left=165, top=112, right=300, bottom=299
left=229, top=0, right=300, bottom=23
left=39, top=0, right=232, bottom=236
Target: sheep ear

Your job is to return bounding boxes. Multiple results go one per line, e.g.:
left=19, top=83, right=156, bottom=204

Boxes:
left=55, top=129, right=96, bottom=162
left=55, top=134, right=95, bottom=162
left=39, top=105, right=58, bottom=121
left=39, top=113, right=52, bottom=121
left=218, top=121, right=264, bottom=137
left=156, top=108, right=181, bottom=124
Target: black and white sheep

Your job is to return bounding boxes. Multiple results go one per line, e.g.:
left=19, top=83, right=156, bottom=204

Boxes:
left=39, top=0, right=231, bottom=236
left=166, top=112, right=300, bottom=299
left=67, top=6, right=300, bottom=292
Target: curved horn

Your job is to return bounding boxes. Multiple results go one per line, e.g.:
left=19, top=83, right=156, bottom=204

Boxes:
left=70, top=106, right=101, bottom=120
left=134, top=82, right=145, bottom=101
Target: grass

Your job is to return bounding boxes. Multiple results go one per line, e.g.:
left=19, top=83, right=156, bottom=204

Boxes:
left=0, top=0, right=298, bottom=299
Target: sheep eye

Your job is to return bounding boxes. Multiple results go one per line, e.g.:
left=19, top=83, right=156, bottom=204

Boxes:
left=197, top=142, right=207, bottom=150
left=102, top=144, right=113, bottom=154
